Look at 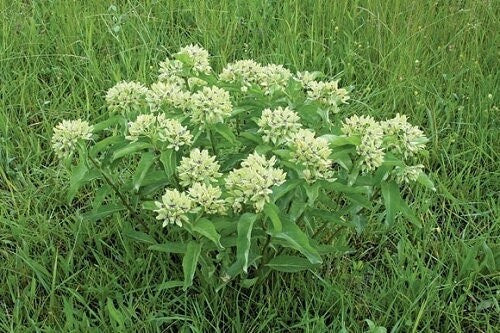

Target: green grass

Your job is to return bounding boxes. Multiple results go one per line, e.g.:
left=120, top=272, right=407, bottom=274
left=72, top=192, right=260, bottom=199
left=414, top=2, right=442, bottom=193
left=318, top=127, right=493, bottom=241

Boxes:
left=0, top=0, right=498, bottom=331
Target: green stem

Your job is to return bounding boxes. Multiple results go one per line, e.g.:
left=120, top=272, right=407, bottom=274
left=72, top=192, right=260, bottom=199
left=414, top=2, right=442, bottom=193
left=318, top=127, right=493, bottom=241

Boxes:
left=208, top=128, right=218, bottom=156
left=88, top=155, right=149, bottom=231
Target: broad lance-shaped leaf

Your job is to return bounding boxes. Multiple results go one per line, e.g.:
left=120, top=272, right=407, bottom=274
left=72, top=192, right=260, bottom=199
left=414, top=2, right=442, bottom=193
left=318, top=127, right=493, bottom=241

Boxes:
left=182, top=241, right=202, bottom=290
left=67, top=159, right=88, bottom=203
left=272, top=219, right=322, bottom=264
left=266, top=255, right=318, bottom=272
left=192, top=218, right=224, bottom=249
left=236, top=213, right=257, bottom=273
left=263, top=203, right=282, bottom=232
left=159, top=149, right=177, bottom=178
left=112, top=141, right=152, bottom=161
left=132, top=152, right=155, bottom=192
left=381, top=181, right=400, bottom=226
left=213, top=123, right=237, bottom=144
left=148, top=242, right=187, bottom=254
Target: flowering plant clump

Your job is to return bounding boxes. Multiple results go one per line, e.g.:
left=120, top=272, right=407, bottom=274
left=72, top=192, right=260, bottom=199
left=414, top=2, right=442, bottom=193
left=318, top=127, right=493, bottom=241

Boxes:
left=51, top=44, right=434, bottom=289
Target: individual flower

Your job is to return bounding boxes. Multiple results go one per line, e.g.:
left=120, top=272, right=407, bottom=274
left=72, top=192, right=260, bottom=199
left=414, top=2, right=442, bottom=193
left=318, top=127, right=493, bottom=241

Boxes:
left=158, top=58, right=185, bottom=83
left=177, top=149, right=222, bottom=187
left=394, top=164, right=424, bottom=184
left=187, top=77, right=208, bottom=89
left=147, top=81, right=191, bottom=111
left=257, top=106, right=302, bottom=145
left=189, top=86, right=233, bottom=125
left=255, top=64, right=292, bottom=95
left=125, top=114, right=157, bottom=142
left=306, top=80, right=350, bottom=112
left=51, top=119, right=93, bottom=159
left=156, top=114, right=193, bottom=150
left=219, top=59, right=262, bottom=91
left=225, top=152, right=286, bottom=213
left=154, top=189, right=193, bottom=227
left=105, top=81, right=149, bottom=114
left=380, top=113, right=428, bottom=158
left=342, top=115, right=385, bottom=172
left=176, top=44, right=212, bottom=74
left=294, top=70, right=320, bottom=89
left=289, top=129, right=334, bottom=182
left=188, top=182, right=227, bottom=215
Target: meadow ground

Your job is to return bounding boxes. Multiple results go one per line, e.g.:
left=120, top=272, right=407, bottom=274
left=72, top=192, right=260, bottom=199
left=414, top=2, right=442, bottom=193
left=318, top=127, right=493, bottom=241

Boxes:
left=0, top=0, right=498, bottom=331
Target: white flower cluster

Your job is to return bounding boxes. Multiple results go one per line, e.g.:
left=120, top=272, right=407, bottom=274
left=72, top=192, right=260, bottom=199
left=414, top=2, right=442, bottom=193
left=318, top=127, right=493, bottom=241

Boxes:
left=257, top=106, right=302, bottom=145
left=154, top=189, right=193, bottom=227
left=105, top=81, right=149, bottom=114
left=175, top=44, right=212, bottom=75
left=394, top=164, right=424, bottom=184
left=177, top=149, right=222, bottom=187
left=294, top=71, right=320, bottom=89
left=219, top=60, right=292, bottom=94
left=147, top=81, right=191, bottom=111
left=342, top=115, right=385, bottom=173
left=188, top=182, right=227, bottom=215
left=126, top=114, right=192, bottom=150
left=189, top=86, right=233, bottom=125
left=306, top=80, right=350, bottom=112
left=380, top=113, right=428, bottom=158
left=51, top=119, right=93, bottom=159
left=289, top=129, right=335, bottom=182
left=342, top=114, right=427, bottom=181
left=158, top=59, right=184, bottom=83
left=225, top=152, right=286, bottom=213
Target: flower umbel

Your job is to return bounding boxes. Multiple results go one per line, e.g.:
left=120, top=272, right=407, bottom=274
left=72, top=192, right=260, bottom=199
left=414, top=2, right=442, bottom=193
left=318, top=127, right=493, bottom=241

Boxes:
left=154, top=189, right=193, bottom=227
left=51, top=119, right=93, bottom=159
left=257, top=106, right=302, bottom=145
left=177, top=149, right=222, bottom=187
left=156, top=114, right=193, bottom=151
left=380, top=113, right=428, bottom=159
left=125, top=114, right=157, bottom=142
left=307, top=80, right=350, bottom=112
left=147, top=81, right=191, bottom=111
left=289, top=129, right=334, bottom=182
left=225, top=152, right=286, bottom=212
left=189, top=182, right=227, bottom=215
left=158, top=58, right=184, bottom=83
left=105, top=81, right=149, bottom=114
left=189, top=86, right=233, bottom=125
left=176, top=44, right=212, bottom=75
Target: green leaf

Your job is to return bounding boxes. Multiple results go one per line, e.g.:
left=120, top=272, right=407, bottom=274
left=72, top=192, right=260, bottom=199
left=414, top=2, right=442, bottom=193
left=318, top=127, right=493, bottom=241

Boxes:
left=148, top=242, right=187, bottom=254
left=123, top=229, right=156, bottom=245
left=112, top=141, right=152, bottom=161
left=192, top=218, right=224, bottom=249
left=273, top=219, right=322, bottom=264
left=213, top=123, right=237, bottom=144
left=159, top=149, right=177, bottom=178
left=320, top=134, right=361, bottom=147
left=263, top=203, right=282, bottom=232
left=304, top=182, right=321, bottom=206
left=381, top=181, right=400, bottom=226
left=266, top=255, right=317, bottom=272
left=107, top=298, right=124, bottom=328
left=271, top=179, right=301, bottom=202
left=67, top=159, right=88, bottom=203
left=132, top=152, right=155, bottom=192
left=417, top=172, right=436, bottom=191
left=93, top=115, right=126, bottom=133
left=182, top=241, right=202, bottom=290
left=83, top=204, right=126, bottom=222
left=399, top=199, right=422, bottom=228
left=89, top=136, right=124, bottom=157
left=236, top=213, right=257, bottom=273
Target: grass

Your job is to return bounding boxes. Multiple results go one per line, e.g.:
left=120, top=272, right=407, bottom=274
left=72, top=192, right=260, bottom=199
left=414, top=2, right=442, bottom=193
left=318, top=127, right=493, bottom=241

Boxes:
left=0, top=0, right=498, bottom=331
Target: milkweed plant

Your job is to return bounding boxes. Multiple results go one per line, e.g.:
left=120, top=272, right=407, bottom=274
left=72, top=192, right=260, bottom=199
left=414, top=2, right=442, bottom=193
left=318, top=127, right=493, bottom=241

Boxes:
left=51, top=44, right=435, bottom=289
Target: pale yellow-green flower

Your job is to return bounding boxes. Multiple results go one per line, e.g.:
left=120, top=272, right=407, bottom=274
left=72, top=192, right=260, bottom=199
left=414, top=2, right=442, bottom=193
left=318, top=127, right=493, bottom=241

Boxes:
left=125, top=114, right=157, bottom=142
left=177, top=149, right=222, bottom=187
left=394, top=164, right=424, bottom=184
left=105, top=81, right=149, bottom=114
left=256, top=64, right=292, bottom=95
left=289, top=129, right=335, bottom=182
left=158, top=58, right=184, bottom=83
left=147, top=81, right=191, bottom=111
left=257, top=106, right=302, bottom=145
left=380, top=113, right=428, bottom=159
left=225, top=152, right=286, bottom=213
left=156, top=114, right=193, bottom=151
left=307, top=80, right=350, bottom=112
left=189, top=86, right=233, bottom=125
left=154, top=189, right=193, bottom=227
left=176, top=44, right=212, bottom=75
left=219, top=59, right=262, bottom=91
left=51, top=119, right=93, bottom=159
left=188, top=182, right=227, bottom=215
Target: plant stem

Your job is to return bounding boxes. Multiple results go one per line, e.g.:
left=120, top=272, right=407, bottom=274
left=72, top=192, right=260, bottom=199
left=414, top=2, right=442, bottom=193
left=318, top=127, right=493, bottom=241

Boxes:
left=208, top=128, right=218, bottom=156
left=87, top=155, right=149, bottom=231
